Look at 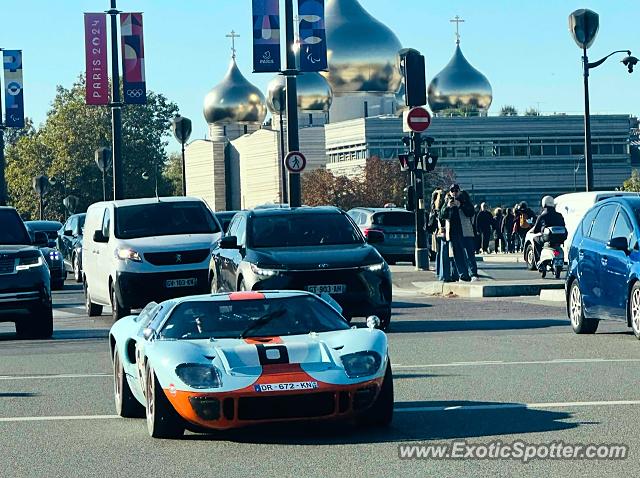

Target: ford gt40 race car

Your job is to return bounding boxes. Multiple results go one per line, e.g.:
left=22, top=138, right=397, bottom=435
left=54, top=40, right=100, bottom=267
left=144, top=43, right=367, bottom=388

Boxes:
left=108, top=290, right=393, bottom=438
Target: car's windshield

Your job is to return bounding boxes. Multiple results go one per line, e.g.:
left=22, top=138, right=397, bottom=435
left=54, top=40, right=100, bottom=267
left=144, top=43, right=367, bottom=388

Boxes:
left=159, top=296, right=349, bottom=340
left=114, top=202, right=220, bottom=239
left=0, top=210, right=32, bottom=245
left=251, top=213, right=363, bottom=248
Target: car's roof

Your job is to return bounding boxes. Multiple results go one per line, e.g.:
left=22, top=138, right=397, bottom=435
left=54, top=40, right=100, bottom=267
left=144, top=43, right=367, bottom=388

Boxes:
left=171, top=290, right=312, bottom=305
left=89, top=196, right=204, bottom=209
left=249, top=206, right=341, bottom=217
left=556, top=191, right=640, bottom=203
left=25, top=220, right=63, bottom=228
left=351, top=207, right=411, bottom=214
left=599, top=196, right=640, bottom=207
left=215, top=210, right=240, bottom=217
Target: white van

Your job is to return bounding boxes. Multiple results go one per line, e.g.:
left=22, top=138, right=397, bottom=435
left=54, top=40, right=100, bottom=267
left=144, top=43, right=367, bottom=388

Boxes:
left=523, top=191, right=639, bottom=268
left=82, top=197, right=222, bottom=321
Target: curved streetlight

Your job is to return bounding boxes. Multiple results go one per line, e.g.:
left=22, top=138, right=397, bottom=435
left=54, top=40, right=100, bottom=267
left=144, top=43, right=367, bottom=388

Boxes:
left=569, top=9, right=637, bottom=192
left=32, top=175, right=50, bottom=220
left=170, top=115, right=192, bottom=196
left=95, top=147, right=112, bottom=201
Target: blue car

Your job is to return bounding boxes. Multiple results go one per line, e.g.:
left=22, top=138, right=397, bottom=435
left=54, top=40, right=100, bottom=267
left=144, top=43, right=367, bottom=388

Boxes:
left=566, top=197, right=640, bottom=337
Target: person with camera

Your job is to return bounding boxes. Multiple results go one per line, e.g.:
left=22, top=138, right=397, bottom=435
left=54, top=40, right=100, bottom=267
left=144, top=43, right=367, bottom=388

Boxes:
left=440, top=184, right=479, bottom=282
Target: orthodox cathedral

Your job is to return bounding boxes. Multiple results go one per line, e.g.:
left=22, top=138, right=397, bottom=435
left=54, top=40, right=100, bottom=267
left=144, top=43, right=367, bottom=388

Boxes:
left=185, top=0, right=637, bottom=210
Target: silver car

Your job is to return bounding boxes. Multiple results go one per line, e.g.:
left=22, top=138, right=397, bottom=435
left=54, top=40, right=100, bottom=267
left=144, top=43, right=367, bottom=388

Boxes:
left=348, top=207, right=415, bottom=264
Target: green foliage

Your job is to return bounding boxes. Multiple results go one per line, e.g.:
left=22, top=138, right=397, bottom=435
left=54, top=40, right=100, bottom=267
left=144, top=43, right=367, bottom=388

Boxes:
left=163, top=152, right=184, bottom=196
left=622, top=169, right=640, bottom=192
left=499, top=105, right=518, bottom=116
left=5, top=75, right=179, bottom=221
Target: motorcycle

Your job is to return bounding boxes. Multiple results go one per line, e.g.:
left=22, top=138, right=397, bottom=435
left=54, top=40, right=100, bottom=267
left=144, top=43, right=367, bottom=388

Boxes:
left=536, top=226, right=568, bottom=279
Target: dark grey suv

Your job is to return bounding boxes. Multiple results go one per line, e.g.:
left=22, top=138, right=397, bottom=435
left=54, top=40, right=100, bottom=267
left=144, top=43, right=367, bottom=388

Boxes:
left=0, top=207, right=53, bottom=338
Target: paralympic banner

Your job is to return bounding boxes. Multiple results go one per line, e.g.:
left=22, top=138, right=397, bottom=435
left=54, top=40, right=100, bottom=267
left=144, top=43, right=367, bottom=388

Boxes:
left=120, top=12, right=147, bottom=105
left=298, top=0, right=328, bottom=71
left=252, top=0, right=281, bottom=72
left=3, top=50, right=25, bottom=128
left=84, top=13, right=109, bottom=105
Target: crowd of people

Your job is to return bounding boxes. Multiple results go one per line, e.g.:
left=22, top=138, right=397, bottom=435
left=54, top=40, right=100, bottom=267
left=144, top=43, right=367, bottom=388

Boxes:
left=428, top=183, right=541, bottom=282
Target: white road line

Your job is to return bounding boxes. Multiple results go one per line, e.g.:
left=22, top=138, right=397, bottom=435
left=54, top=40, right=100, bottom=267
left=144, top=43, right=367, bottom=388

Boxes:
left=0, top=373, right=110, bottom=381
left=395, top=400, right=640, bottom=413
left=394, top=358, right=640, bottom=369
left=0, top=415, right=119, bottom=423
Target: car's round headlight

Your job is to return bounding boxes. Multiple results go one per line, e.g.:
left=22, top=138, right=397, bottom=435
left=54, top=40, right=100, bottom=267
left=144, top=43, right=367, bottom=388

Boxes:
left=175, top=364, right=222, bottom=389
left=341, top=351, right=382, bottom=378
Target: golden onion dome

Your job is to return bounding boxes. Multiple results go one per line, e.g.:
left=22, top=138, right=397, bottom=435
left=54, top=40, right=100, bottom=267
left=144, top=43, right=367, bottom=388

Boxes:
left=266, top=73, right=333, bottom=113
left=428, top=43, right=493, bottom=113
left=203, top=57, right=267, bottom=125
left=323, top=0, right=403, bottom=95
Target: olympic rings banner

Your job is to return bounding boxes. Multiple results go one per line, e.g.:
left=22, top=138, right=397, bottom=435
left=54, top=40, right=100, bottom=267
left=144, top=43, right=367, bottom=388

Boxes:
left=3, top=50, right=25, bottom=127
left=84, top=13, right=109, bottom=105
left=252, top=0, right=282, bottom=73
left=120, top=12, right=147, bottom=105
left=298, top=0, right=328, bottom=72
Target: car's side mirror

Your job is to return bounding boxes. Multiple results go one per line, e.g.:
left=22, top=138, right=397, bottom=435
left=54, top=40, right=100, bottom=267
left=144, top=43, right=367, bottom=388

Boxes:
left=93, top=230, right=108, bottom=243
left=63, top=229, right=73, bottom=237
left=366, top=230, right=385, bottom=244
left=32, top=231, right=49, bottom=247
left=220, top=235, right=240, bottom=249
left=607, top=236, right=629, bottom=253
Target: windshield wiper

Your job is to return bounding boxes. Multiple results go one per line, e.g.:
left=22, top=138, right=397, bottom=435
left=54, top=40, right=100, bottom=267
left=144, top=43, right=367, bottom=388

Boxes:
left=240, top=308, right=287, bottom=339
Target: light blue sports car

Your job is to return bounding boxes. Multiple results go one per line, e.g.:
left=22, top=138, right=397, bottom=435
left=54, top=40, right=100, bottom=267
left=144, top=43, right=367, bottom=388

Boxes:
left=108, top=290, right=393, bottom=438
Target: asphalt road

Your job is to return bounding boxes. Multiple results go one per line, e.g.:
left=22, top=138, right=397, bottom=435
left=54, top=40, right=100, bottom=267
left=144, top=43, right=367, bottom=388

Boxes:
left=1, top=278, right=639, bottom=477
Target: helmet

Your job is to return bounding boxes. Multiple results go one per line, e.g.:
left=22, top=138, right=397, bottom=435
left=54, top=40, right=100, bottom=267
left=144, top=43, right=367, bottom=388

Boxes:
left=542, top=196, right=555, bottom=208
left=519, top=201, right=528, bottom=210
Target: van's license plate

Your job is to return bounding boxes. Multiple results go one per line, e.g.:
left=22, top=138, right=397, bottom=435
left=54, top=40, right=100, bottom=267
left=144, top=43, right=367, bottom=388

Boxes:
left=165, top=278, right=197, bottom=288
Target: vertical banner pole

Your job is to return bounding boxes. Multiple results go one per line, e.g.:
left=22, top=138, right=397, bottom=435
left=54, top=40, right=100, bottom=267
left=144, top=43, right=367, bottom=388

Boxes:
left=0, top=50, right=5, bottom=206
left=108, top=0, right=124, bottom=200
left=284, top=0, right=300, bottom=207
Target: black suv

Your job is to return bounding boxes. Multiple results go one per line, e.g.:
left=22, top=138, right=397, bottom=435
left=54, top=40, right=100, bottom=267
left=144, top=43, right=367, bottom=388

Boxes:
left=0, top=207, right=53, bottom=338
left=209, top=206, right=392, bottom=328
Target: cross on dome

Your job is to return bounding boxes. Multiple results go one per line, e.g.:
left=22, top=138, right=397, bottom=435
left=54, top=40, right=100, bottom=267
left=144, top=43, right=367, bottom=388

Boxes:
left=450, top=15, right=465, bottom=45
left=226, top=30, right=240, bottom=58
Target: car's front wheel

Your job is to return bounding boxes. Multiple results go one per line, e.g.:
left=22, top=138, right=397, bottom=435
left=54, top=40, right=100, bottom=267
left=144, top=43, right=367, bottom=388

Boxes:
left=357, top=360, right=393, bottom=427
left=111, top=283, right=130, bottom=322
left=569, top=281, right=598, bottom=334
left=628, top=282, right=640, bottom=340
left=145, top=364, right=184, bottom=439
left=85, top=281, right=103, bottom=317
left=113, top=349, right=145, bottom=418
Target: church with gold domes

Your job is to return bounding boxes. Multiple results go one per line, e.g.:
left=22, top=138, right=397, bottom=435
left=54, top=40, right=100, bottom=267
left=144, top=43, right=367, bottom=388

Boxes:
left=185, top=0, right=636, bottom=210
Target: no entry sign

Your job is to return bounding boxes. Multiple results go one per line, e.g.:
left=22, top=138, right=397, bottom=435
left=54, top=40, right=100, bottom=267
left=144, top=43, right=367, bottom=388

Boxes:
left=403, top=107, right=432, bottom=133
left=284, top=151, right=307, bottom=173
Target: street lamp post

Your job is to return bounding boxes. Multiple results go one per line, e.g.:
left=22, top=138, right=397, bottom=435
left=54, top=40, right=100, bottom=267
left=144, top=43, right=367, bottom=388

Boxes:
left=170, top=115, right=192, bottom=196
left=284, top=0, right=301, bottom=207
left=95, top=147, right=112, bottom=201
left=32, top=175, right=50, bottom=220
left=573, top=155, right=584, bottom=192
left=108, top=0, right=124, bottom=200
left=569, top=9, right=637, bottom=192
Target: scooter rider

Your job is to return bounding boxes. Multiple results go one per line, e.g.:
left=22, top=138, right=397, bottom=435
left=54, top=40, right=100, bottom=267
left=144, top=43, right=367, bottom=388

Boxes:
left=532, top=196, right=566, bottom=267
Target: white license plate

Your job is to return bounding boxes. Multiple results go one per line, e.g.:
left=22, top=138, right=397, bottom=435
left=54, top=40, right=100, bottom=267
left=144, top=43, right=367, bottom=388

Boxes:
left=165, top=278, right=197, bottom=288
left=389, top=233, right=410, bottom=239
left=306, top=284, right=346, bottom=294
left=253, top=381, right=319, bottom=393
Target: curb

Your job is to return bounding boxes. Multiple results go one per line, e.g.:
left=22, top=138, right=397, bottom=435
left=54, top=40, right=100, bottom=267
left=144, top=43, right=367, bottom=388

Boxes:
left=475, top=255, right=524, bottom=264
left=415, top=280, right=564, bottom=298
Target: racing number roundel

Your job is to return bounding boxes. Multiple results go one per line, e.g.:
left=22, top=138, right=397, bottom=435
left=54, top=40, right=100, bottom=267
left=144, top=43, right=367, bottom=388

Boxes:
left=284, top=151, right=307, bottom=174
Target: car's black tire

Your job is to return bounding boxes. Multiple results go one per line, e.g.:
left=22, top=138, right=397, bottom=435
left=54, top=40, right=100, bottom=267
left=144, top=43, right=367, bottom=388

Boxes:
left=73, top=253, right=82, bottom=283
left=357, top=360, right=393, bottom=427
left=378, top=309, right=391, bottom=331
left=628, top=282, right=640, bottom=340
left=84, top=281, right=103, bottom=317
left=525, top=244, right=536, bottom=271
left=238, top=278, right=247, bottom=292
left=145, top=365, right=184, bottom=439
left=569, top=281, right=598, bottom=334
left=111, top=283, right=130, bottom=322
left=113, top=349, right=145, bottom=418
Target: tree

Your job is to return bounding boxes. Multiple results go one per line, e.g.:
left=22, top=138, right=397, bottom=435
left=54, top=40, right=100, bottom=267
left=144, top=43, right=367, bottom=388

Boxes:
left=524, top=108, right=541, bottom=116
left=302, top=169, right=363, bottom=209
left=362, top=156, right=407, bottom=207
left=163, top=152, right=183, bottom=196
left=5, top=75, right=179, bottom=220
left=622, top=169, right=640, bottom=191
left=499, top=105, right=518, bottom=116
left=3, top=117, right=35, bottom=147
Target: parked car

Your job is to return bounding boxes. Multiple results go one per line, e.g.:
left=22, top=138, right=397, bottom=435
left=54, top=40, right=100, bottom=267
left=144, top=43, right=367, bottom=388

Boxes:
left=109, top=291, right=392, bottom=438
left=209, top=206, right=393, bottom=329
left=0, top=207, right=53, bottom=338
left=214, top=211, right=239, bottom=234
left=566, top=196, right=640, bottom=337
left=25, top=220, right=66, bottom=290
left=83, top=197, right=223, bottom=321
left=57, top=213, right=86, bottom=283
left=347, top=207, right=415, bottom=264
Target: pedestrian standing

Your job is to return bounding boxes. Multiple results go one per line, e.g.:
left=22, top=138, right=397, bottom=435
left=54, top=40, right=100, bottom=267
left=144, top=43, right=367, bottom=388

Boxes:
left=431, top=188, right=458, bottom=282
left=440, top=184, right=479, bottom=282
left=493, top=208, right=506, bottom=253
left=503, top=208, right=516, bottom=253
left=473, top=204, right=481, bottom=253
left=476, top=203, right=494, bottom=254
left=513, top=201, right=536, bottom=250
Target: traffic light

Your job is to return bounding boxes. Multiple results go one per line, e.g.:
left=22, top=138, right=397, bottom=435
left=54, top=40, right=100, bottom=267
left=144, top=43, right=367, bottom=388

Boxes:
left=404, top=185, right=415, bottom=211
left=399, top=154, right=410, bottom=172
left=424, top=153, right=438, bottom=172
left=399, top=48, right=426, bottom=107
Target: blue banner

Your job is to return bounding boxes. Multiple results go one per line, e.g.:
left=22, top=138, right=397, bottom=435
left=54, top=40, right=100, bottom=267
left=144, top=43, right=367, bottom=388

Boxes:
left=252, top=0, right=281, bottom=72
left=3, top=50, right=25, bottom=128
left=298, top=0, right=328, bottom=72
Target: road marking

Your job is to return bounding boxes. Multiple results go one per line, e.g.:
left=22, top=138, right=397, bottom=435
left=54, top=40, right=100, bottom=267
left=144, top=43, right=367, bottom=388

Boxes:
left=0, top=415, right=119, bottom=423
left=395, top=358, right=640, bottom=369
left=0, top=373, right=110, bottom=381
left=395, top=400, right=640, bottom=413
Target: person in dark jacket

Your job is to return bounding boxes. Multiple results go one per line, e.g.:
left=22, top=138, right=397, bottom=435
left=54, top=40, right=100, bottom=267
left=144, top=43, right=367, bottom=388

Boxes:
left=493, top=208, right=506, bottom=253
left=440, top=184, right=479, bottom=282
left=513, top=201, right=536, bottom=247
left=476, top=203, right=494, bottom=253
left=502, top=208, right=516, bottom=253
left=532, top=196, right=566, bottom=265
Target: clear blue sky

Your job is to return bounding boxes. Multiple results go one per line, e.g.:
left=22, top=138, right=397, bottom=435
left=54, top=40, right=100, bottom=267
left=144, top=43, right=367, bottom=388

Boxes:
left=1, top=0, right=638, bottom=146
